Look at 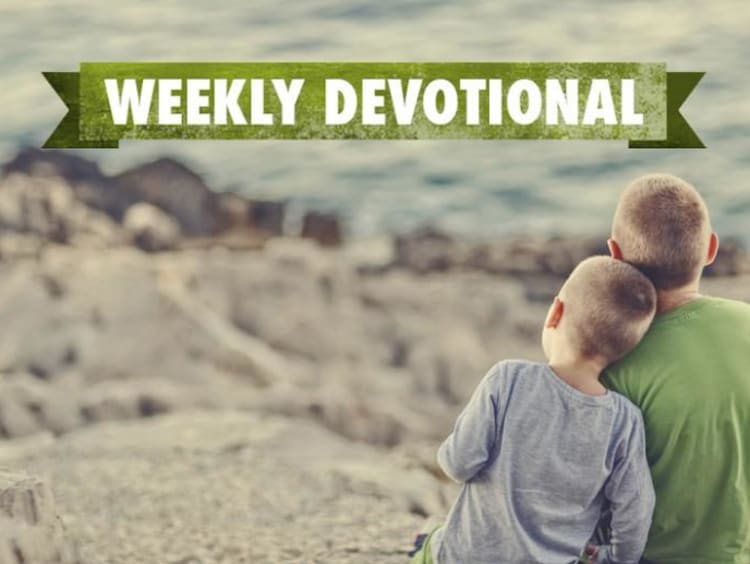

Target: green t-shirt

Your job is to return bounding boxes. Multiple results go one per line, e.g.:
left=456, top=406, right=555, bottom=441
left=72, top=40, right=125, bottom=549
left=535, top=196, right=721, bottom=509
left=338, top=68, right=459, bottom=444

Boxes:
left=603, top=296, right=750, bottom=564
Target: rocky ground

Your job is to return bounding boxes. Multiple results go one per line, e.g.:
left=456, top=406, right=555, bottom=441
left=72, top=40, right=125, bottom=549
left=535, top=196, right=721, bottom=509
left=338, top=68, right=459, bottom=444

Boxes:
left=1, top=410, right=454, bottom=564
left=0, top=149, right=747, bottom=563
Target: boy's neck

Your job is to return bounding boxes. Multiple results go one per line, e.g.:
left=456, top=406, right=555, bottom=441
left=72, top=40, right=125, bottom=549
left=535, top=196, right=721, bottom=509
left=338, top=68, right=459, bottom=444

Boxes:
left=548, top=356, right=608, bottom=397
left=657, top=281, right=702, bottom=314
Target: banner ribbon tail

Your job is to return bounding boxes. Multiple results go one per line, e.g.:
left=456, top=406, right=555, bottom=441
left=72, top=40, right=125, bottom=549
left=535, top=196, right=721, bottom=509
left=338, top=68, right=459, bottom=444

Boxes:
left=42, top=72, right=119, bottom=149
left=629, top=71, right=705, bottom=149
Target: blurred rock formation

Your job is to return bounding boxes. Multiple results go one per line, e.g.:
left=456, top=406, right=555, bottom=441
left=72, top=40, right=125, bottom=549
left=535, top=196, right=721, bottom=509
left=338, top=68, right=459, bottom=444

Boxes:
left=0, top=470, right=81, bottom=564
left=0, top=148, right=748, bottom=563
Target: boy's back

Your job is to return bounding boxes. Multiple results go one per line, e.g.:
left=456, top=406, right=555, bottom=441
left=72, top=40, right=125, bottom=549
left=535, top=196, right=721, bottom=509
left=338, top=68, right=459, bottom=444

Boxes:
left=433, top=360, right=654, bottom=564
left=603, top=296, right=750, bottom=563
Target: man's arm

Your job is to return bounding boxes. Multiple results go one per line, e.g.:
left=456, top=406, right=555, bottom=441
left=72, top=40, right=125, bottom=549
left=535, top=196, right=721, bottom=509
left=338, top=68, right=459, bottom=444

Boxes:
left=597, top=412, right=655, bottom=564
left=437, top=363, right=503, bottom=483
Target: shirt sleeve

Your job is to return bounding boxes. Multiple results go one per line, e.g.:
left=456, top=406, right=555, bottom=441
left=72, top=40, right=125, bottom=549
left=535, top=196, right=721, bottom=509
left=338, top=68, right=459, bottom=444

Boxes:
left=437, top=362, right=502, bottom=483
left=599, top=409, right=655, bottom=564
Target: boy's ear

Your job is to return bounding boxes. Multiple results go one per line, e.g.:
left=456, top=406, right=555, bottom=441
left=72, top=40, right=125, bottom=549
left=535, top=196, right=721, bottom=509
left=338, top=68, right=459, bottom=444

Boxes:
left=705, top=232, right=720, bottom=266
left=607, top=238, right=623, bottom=260
left=546, top=297, right=564, bottom=329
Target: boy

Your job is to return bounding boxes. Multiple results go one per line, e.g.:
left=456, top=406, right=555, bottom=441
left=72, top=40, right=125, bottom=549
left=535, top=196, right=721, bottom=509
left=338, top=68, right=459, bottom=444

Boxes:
left=410, top=256, right=657, bottom=564
left=603, top=174, right=750, bottom=562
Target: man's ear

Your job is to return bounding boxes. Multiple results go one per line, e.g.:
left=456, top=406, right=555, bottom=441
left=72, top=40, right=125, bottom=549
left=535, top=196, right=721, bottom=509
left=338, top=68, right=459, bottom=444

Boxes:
left=608, top=238, right=623, bottom=260
left=546, top=297, right=564, bottom=329
left=705, top=232, right=720, bottom=266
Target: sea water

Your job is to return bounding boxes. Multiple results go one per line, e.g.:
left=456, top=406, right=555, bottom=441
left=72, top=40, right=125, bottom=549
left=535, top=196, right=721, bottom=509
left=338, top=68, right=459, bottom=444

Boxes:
left=0, top=0, right=747, bottom=240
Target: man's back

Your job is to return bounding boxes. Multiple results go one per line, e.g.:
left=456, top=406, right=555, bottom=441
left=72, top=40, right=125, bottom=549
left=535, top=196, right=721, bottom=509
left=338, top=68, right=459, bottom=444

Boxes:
left=604, top=296, right=750, bottom=563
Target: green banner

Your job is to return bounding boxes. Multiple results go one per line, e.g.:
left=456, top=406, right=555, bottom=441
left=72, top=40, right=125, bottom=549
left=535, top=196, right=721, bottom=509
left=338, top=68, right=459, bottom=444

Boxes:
left=43, top=63, right=704, bottom=149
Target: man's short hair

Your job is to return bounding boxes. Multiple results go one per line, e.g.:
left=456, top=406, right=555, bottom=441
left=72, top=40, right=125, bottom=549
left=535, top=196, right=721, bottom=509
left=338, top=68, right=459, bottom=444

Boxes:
left=563, top=256, right=657, bottom=363
left=612, top=174, right=711, bottom=290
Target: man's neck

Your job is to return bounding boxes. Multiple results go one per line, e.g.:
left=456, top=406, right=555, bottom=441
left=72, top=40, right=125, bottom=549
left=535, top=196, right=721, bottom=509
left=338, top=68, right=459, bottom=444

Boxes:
left=657, top=283, right=702, bottom=315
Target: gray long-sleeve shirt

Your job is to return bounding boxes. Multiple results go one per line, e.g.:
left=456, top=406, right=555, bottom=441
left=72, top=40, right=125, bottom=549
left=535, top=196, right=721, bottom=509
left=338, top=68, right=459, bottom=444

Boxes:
left=431, top=360, right=654, bottom=564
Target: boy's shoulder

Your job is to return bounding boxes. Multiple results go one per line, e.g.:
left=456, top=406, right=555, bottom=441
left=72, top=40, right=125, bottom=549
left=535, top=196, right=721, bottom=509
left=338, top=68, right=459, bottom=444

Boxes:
left=489, top=358, right=548, bottom=382
left=608, top=390, right=644, bottom=422
left=482, top=359, right=557, bottom=396
left=494, top=358, right=546, bottom=372
left=495, top=360, right=645, bottom=439
left=607, top=391, right=647, bottom=444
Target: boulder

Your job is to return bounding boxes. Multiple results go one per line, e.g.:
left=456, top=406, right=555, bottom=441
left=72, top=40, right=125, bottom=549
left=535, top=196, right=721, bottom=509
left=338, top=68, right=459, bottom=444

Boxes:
left=215, top=193, right=286, bottom=236
left=0, top=471, right=55, bottom=525
left=0, top=375, right=83, bottom=439
left=114, top=158, right=221, bottom=236
left=301, top=211, right=343, bottom=246
left=212, top=193, right=287, bottom=242
left=214, top=192, right=250, bottom=233
left=123, top=202, right=181, bottom=252
left=0, top=470, right=81, bottom=563
left=393, top=227, right=462, bottom=273
left=79, top=382, right=173, bottom=424
left=706, top=237, right=750, bottom=277
left=0, top=174, right=123, bottom=247
left=0, top=394, right=41, bottom=439
left=0, top=233, right=45, bottom=261
left=0, top=411, right=439, bottom=564
left=247, top=199, right=285, bottom=236
left=395, top=229, right=750, bottom=282
left=2, top=147, right=137, bottom=220
left=2, top=149, right=295, bottom=245
left=407, top=326, right=489, bottom=405
left=393, top=228, right=609, bottom=278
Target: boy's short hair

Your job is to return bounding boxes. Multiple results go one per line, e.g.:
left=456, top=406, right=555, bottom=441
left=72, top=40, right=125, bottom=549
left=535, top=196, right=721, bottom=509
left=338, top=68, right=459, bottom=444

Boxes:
left=612, top=174, right=711, bottom=290
left=563, top=256, right=657, bottom=363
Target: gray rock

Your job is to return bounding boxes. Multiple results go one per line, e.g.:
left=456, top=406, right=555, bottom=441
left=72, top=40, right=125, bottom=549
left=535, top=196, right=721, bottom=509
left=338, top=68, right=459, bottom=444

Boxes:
left=394, top=228, right=750, bottom=283
left=79, top=382, right=173, bottom=424
left=0, top=375, right=83, bottom=438
left=216, top=193, right=286, bottom=237
left=214, top=191, right=251, bottom=234
left=0, top=174, right=124, bottom=248
left=0, top=234, right=543, bottom=447
left=2, top=147, right=137, bottom=220
left=0, top=470, right=52, bottom=525
left=247, top=199, right=285, bottom=236
left=301, top=211, right=343, bottom=246
left=394, top=227, right=462, bottom=273
left=0, top=470, right=81, bottom=563
left=0, top=394, right=41, bottom=439
left=2, top=149, right=298, bottom=244
left=706, top=237, right=750, bottom=277
left=114, top=158, right=221, bottom=236
left=0, top=233, right=44, bottom=261
left=0, top=411, right=436, bottom=564
left=123, top=202, right=181, bottom=252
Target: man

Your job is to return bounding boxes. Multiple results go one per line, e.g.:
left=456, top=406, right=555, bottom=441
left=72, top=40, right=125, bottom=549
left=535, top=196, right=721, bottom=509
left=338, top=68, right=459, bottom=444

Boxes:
left=603, top=173, right=750, bottom=563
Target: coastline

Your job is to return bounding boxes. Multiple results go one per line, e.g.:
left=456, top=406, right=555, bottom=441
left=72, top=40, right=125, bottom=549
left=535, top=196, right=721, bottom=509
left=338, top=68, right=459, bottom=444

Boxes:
left=1, top=149, right=748, bottom=562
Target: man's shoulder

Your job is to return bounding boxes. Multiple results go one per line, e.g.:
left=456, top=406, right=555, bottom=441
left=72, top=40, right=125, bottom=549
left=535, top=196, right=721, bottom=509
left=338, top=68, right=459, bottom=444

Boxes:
left=666, top=296, right=750, bottom=327
left=602, top=344, right=651, bottom=385
left=604, top=296, right=750, bottom=392
left=704, top=295, right=750, bottom=317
